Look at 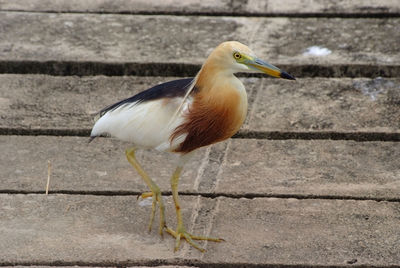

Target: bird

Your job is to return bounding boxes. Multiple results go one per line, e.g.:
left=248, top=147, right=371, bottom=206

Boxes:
left=90, top=41, right=295, bottom=252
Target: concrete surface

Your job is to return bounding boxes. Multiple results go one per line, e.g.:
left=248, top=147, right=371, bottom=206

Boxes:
left=0, top=13, right=399, bottom=67
left=1, top=1, right=399, bottom=267
left=1, top=267, right=196, bottom=268
left=0, top=194, right=399, bottom=266
left=249, top=77, right=400, bottom=133
left=1, top=136, right=400, bottom=201
left=0, top=0, right=399, bottom=15
left=1, top=75, right=399, bottom=135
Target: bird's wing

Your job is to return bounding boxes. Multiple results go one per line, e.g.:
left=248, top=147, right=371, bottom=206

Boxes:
left=98, top=78, right=194, bottom=117
left=90, top=78, right=195, bottom=150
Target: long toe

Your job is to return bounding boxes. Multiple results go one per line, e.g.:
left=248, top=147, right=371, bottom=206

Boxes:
left=165, top=226, right=224, bottom=252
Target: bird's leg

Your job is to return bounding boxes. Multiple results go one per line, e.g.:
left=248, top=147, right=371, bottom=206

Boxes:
left=165, top=166, right=224, bottom=252
left=125, top=148, right=166, bottom=236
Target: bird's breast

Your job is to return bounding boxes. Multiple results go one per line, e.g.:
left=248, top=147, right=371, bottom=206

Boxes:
left=171, top=83, right=247, bottom=153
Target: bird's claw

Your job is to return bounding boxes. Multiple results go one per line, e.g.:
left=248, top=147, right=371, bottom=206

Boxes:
left=165, top=226, right=224, bottom=252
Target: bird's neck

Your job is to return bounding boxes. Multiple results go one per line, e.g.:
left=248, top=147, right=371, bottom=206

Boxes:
left=193, top=60, right=247, bottom=116
left=195, top=61, right=236, bottom=93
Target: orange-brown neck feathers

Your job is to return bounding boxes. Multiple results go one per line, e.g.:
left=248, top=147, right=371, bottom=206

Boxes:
left=171, top=86, right=243, bottom=153
left=171, top=69, right=247, bottom=153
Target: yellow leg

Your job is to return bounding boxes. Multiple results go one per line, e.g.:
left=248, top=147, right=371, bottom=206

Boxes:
left=165, top=166, right=224, bottom=252
left=126, top=148, right=166, bottom=236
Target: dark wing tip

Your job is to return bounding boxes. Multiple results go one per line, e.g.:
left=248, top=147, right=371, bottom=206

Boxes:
left=280, top=71, right=296, bottom=80
left=88, top=136, right=97, bottom=144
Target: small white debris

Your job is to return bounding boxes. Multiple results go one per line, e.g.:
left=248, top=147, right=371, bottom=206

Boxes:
left=95, top=171, right=108, bottom=177
left=64, top=21, right=74, bottom=27
left=303, top=46, right=332, bottom=56
left=231, top=161, right=242, bottom=166
left=139, top=198, right=153, bottom=207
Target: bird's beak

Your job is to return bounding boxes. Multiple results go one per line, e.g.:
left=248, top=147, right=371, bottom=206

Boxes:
left=245, top=58, right=295, bottom=80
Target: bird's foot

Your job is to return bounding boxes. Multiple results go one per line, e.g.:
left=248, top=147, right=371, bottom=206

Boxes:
left=165, top=225, right=224, bottom=252
left=138, top=189, right=166, bottom=237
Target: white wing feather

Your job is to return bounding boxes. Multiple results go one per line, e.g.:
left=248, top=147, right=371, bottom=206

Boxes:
left=91, top=97, right=191, bottom=152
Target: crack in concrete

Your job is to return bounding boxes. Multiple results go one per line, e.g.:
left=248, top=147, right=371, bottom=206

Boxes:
left=1, top=128, right=399, bottom=142
left=0, top=190, right=399, bottom=203
left=202, top=197, right=222, bottom=255
left=197, top=142, right=229, bottom=193
left=242, top=78, right=264, bottom=131
left=1, top=9, right=400, bottom=18
left=233, top=130, right=400, bottom=142
left=193, top=147, right=211, bottom=192
left=0, top=61, right=399, bottom=78
left=0, top=260, right=397, bottom=268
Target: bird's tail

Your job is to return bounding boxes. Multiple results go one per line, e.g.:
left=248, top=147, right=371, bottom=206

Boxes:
left=88, top=136, right=97, bottom=144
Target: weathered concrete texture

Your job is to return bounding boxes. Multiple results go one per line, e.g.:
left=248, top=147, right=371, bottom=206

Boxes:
left=0, top=267, right=195, bottom=268
left=0, top=267, right=193, bottom=268
left=216, top=139, right=400, bottom=200
left=0, top=13, right=399, bottom=66
left=2, top=136, right=399, bottom=200
left=0, top=194, right=399, bottom=266
left=209, top=197, right=400, bottom=266
left=1, top=75, right=399, bottom=134
left=249, top=77, right=400, bottom=133
left=0, top=194, right=186, bottom=263
left=0, top=135, right=209, bottom=193
left=5, top=267, right=193, bottom=268
left=0, top=0, right=399, bottom=15
left=3, top=267, right=196, bottom=268
left=127, top=267, right=198, bottom=268
left=0, top=75, right=179, bottom=131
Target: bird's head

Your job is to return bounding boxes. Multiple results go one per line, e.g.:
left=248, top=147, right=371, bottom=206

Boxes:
left=207, top=41, right=295, bottom=80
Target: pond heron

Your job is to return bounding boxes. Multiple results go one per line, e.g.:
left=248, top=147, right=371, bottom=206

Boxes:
left=90, top=41, right=295, bottom=252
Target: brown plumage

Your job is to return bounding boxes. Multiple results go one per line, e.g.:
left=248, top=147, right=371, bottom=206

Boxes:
left=171, top=83, right=245, bottom=153
left=171, top=42, right=250, bottom=153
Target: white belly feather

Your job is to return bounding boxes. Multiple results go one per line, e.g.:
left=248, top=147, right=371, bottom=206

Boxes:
left=90, top=97, right=190, bottom=152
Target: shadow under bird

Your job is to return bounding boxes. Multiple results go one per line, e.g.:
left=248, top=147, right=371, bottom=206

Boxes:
left=90, top=41, right=295, bottom=252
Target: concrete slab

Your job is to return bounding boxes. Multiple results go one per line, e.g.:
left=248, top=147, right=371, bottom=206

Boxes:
left=0, top=194, right=399, bottom=266
left=127, top=267, right=198, bottom=268
left=215, top=139, right=400, bottom=200
left=1, top=75, right=399, bottom=135
left=0, top=0, right=399, bottom=15
left=0, top=135, right=209, bottom=194
left=248, top=77, right=400, bottom=133
left=0, top=13, right=398, bottom=69
left=2, top=136, right=399, bottom=200
left=3, top=267, right=194, bottom=268
left=0, top=75, right=179, bottom=132
left=0, top=267, right=193, bottom=268
left=207, top=197, right=400, bottom=266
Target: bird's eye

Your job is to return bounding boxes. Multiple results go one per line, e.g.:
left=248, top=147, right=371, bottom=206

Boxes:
left=233, top=52, right=241, bottom=60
